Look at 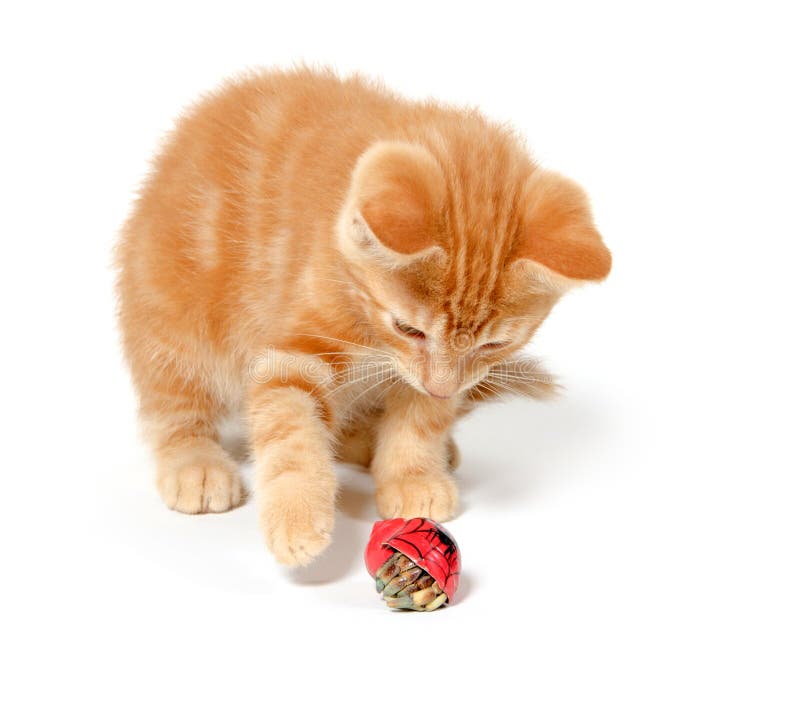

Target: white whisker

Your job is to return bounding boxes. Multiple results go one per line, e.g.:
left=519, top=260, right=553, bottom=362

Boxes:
left=295, top=332, right=393, bottom=358
left=346, top=372, right=401, bottom=411
left=488, top=373, right=553, bottom=385
left=319, top=359, right=398, bottom=400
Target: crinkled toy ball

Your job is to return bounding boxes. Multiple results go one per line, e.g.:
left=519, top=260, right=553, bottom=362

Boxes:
left=365, top=517, right=461, bottom=611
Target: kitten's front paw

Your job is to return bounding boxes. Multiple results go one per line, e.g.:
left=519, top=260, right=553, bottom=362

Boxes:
left=376, top=471, right=458, bottom=522
left=157, top=457, right=244, bottom=514
left=259, top=479, right=335, bottom=566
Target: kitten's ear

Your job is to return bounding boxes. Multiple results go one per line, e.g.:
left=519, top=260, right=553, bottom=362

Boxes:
left=511, top=170, right=611, bottom=291
left=338, top=142, right=446, bottom=267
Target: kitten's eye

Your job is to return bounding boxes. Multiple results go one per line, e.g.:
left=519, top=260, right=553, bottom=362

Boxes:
left=393, top=318, right=426, bottom=340
left=480, top=341, right=511, bottom=350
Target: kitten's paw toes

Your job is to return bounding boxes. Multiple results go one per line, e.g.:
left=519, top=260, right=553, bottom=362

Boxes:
left=269, top=523, right=332, bottom=567
left=376, top=472, right=459, bottom=522
left=157, top=458, right=244, bottom=514
left=260, top=482, right=335, bottom=567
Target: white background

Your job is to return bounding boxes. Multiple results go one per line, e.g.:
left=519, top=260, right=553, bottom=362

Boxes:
left=2, top=2, right=798, bottom=709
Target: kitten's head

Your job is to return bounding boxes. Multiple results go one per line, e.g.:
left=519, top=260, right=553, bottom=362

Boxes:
left=336, top=136, right=611, bottom=398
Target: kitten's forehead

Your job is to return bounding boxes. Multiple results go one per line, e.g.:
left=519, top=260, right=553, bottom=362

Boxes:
left=390, top=128, right=544, bottom=333
left=437, top=235, right=516, bottom=335
left=398, top=239, right=518, bottom=335
left=437, top=161, right=531, bottom=332
left=400, top=263, right=493, bottom=331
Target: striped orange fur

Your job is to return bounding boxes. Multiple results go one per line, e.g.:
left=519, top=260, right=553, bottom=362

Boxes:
left=116, top=68, right=610, bottom=566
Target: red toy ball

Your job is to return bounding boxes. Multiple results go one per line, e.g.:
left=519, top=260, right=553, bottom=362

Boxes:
left=365, top=518, right=461, bottom=611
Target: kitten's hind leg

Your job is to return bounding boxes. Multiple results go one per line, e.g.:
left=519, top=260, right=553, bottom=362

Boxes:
left=447, top=436, right=461, bottom=471
left=140, top=367, right=244, bottom=514
left=335, top=412, right=377, bottom=468
left=336, top=410, right=461, bottom=472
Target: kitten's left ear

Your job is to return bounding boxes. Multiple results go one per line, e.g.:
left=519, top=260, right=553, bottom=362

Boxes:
left=511, top=170, right=611, bottom=291
left=337, top=141, right=446, bottom=268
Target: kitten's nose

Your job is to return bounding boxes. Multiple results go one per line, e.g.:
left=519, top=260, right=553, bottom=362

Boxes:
left=423, top=355, right=460, bottom=398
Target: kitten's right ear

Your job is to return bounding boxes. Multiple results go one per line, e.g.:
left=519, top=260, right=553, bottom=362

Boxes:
left=337, top=142, right=446, bottom=268
left=509, top=169, right=611, bottom=293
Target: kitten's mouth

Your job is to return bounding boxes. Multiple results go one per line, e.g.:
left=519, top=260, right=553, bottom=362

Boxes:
left=396, top=361, right=484, bottom=400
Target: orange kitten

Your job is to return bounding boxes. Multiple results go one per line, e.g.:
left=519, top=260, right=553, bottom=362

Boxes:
left=116, top=68, right=611, bottom=566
